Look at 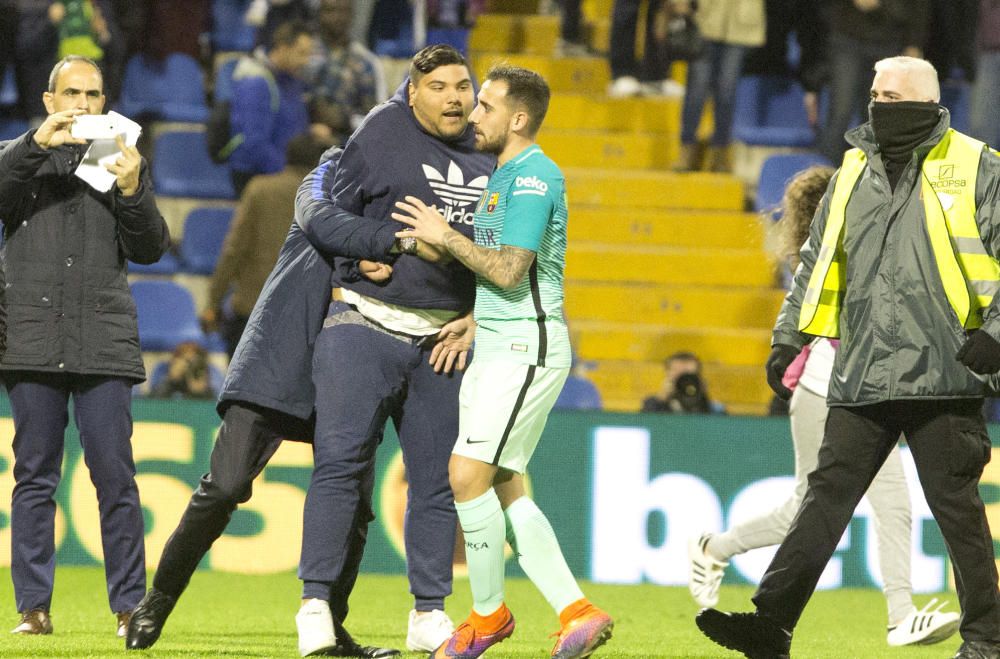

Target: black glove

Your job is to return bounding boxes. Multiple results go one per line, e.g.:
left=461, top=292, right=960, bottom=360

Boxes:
left=957, top=330, right=1000, bottom=375
left=765, top=344, right=800, bottom=401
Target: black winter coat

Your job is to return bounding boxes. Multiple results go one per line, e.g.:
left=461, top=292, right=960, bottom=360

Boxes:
left=0, top=130, right=170, bottom=382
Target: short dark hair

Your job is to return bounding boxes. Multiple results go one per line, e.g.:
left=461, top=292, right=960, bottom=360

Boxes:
left=268, top=20, right=313, bottom=51
left=48, top=55, right=103, bottom=93
left=666, top=352, right=701, bottom=370
left=285, top=132, right=334, bottom=169
left=409, top=44, right=468, bottom=84
left=484, top=64, right=550, bottom=135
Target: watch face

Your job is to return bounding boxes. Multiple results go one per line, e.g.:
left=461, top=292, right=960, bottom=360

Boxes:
left=402, top=236, right=418, bottom=254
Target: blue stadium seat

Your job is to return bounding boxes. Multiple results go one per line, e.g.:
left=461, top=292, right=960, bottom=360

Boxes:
left=212, top=0, right=257, bottom=52
left=131, top=280, right=205, bottom=351
left=0, top=67, right=17, bottom=107
left=0, top=116, right=28, bottom=141
left=129, top=252, right=181, bottom=275
left=213, top=57, right=240, bottom=104
left=153, top=131, right=236, bottom=199
left=755, top=152, right=833, bottom=216
left=733, top=75, right=820, bottom=148
left=180, top=207, right=234, bottom=274
left=118, top=53, right=209, bottom=122
left=554, top=376, right=603, bottom=411
left=941, top=80, right=971, bottom=134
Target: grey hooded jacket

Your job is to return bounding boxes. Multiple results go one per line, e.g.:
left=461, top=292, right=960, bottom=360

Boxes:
left=772, top=110, right=1000, bottom=405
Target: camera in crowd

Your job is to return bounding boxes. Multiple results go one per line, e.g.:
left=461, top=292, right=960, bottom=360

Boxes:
left=666, top=371, right=712, bottom=414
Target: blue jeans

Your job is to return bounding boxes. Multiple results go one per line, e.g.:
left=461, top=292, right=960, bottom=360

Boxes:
left=680, top=40, right=747, bottom=147
left=299, top=303, right=461, bottom=611
left=816, top=32, right=897, bottom=164
left=970, top=51, right=1000, bottom=148
left=7, top=372, right=145, bottom=613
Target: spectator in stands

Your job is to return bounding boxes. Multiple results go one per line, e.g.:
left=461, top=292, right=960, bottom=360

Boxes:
left=607, top=0, right=669, bottom=98
left=247, top=0, right=318, bottom=49
left=305, top=0, right=386, bottom=144
left=0, top=55, right=169, bottom=637
left=5, top=1, right=59, bottom=122
left=641, top=352, right=725, bottom=414
left=553, top=354, right=603, bottom=410
left=970, top=0, right=1000, bottom=147
left=201, top=133, right=332, bottom=358
left=148, top=342, right=217, bottom=400
left=815, top=0, right=930, bottom=164
left=228, top=20, right=318, bottom=196
left=556, top=0, right=588, bottom=56
left=742, top=0, right=828, bottom=129
left=49, top=1, right=125, bottom=104
left=674, top=0, right=765, bottom=173
left=114, top=0, right=210, bottom=62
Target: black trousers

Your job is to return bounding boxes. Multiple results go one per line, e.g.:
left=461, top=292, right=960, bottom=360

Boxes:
left=151, top=402, right=373, bottom=623
left=753, top=398, right=1000, bottom=643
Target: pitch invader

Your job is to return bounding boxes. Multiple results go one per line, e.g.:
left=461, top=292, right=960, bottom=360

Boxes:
left=392, top=64, right=614, bottom=659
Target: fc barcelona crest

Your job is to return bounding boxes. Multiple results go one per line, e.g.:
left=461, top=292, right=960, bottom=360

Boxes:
left=487, top=192, right=500, bottom=213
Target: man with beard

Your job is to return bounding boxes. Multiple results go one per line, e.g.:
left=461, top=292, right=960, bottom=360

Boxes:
left=392, top=64, right=614, bottom=659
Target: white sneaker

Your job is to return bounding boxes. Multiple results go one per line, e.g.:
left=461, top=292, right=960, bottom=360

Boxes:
left=295, top=598, right=337, bottom=657
left=688, top=533, right=728, bottom=607
left=406, top=608, right=454, bottom=652
left=642, top=79, right=685, bottom=98
left=887, top=598, right=961, bottom=646
left=608, top=76, right=642, bottom=98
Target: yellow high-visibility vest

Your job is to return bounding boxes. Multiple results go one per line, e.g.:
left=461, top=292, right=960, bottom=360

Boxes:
left=798, top=129, right=1000, bottom=337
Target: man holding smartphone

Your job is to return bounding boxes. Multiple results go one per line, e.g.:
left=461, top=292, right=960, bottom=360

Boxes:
left=0, top=54, right=169, bottom=637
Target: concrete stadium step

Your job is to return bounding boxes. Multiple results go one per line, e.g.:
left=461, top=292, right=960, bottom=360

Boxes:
left=471, top=53, right=609, bottom=94
left=566, top=244, right=775, bottom=287
left=470, top=14, right=561, bottom=55
left=540, top=129, right=676, bottom=169
left=564, top=169, right=745, bottom=211
left=565, top=282, right=784, bottom=329
left=546, top=94, right=680, bottom=133
left=587, top=359, right=772, bottom=412
left=573, top=320, right=772, bottom=366
left=568, top=207, right=764, bottom=250
left=483, top=0, right=542, bottom=14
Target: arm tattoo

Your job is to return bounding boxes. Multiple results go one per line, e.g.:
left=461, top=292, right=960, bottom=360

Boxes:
left=443, top=229, right=536, bottom=289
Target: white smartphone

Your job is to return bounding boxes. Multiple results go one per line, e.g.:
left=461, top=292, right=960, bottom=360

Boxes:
left=70, top=115, right=122, bottom=140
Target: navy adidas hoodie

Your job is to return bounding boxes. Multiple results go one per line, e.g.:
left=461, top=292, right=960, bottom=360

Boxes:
left=295, top=80, right=495, bottom=311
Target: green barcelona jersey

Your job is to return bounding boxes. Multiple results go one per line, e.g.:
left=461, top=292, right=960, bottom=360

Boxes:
left=471, top=145, right=571, bottom=367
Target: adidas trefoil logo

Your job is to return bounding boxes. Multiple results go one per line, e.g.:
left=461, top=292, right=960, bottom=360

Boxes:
left=423, top=160, right=488, bottom=225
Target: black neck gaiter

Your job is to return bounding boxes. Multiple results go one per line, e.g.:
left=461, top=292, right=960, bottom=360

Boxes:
left=869, top=101, right=942, bottom=191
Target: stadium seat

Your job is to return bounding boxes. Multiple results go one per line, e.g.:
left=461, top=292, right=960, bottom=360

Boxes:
left=212, top=0, right=258, bottom=52
left=152, top=131, right=236, bottom=199
left=0, top=67, right=16, bottom=107
left=0, top=116, right=28, bottom=141
left=733, top=75, right=821, bottom=148
left=180, top=207, right=235, bottom=274
left=941, top=80, right=971, bottom=134
left=213, top=57, right=240, bottom=104
left=131, top=280, right=205, bottom=351
left=129, top=252, right=181, bottom=275
left=554, top=376, right=603, bottom=411
left=755, top=152, right=833, bottom=216
left=118, top=53, right=209, bottom=122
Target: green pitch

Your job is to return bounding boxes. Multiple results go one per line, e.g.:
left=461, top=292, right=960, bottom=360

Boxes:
left=0, top=567, right=962, bottom=657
